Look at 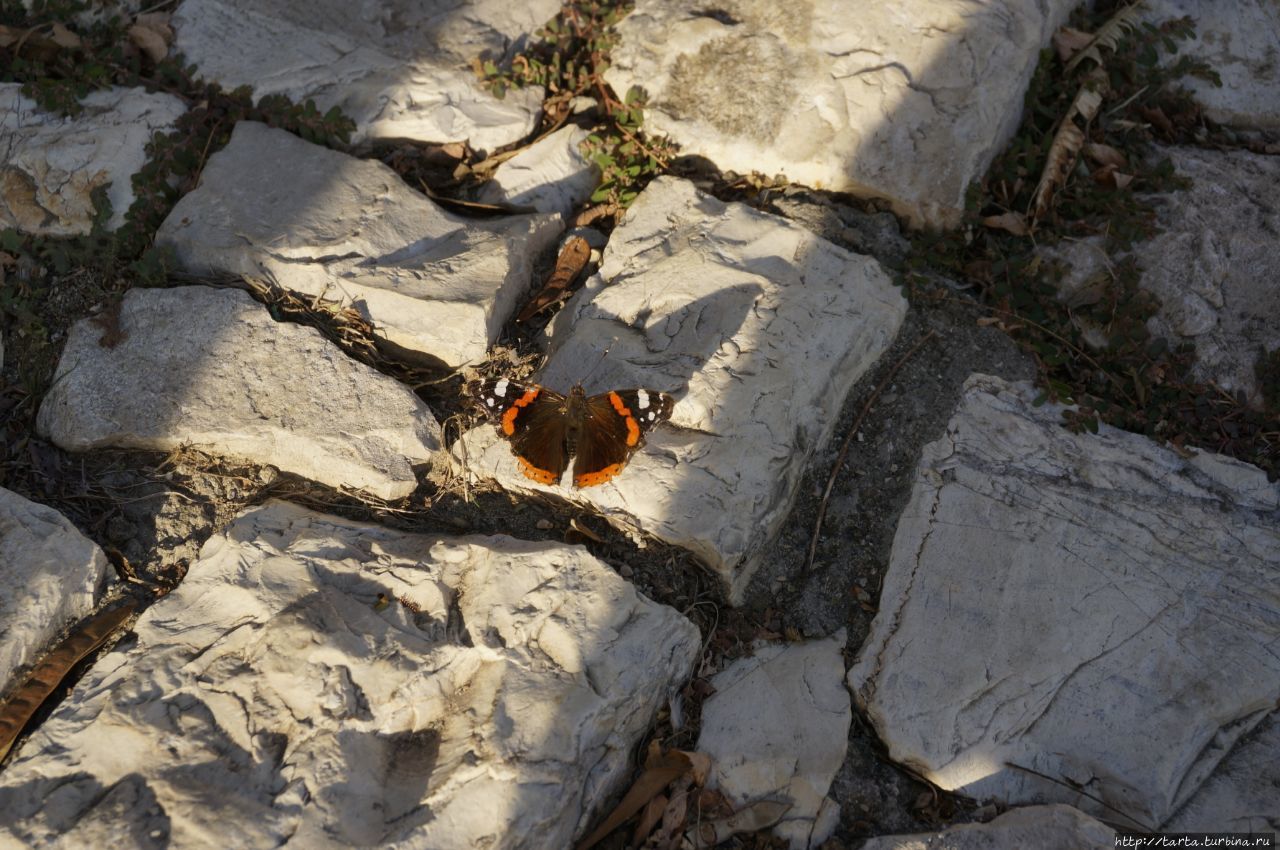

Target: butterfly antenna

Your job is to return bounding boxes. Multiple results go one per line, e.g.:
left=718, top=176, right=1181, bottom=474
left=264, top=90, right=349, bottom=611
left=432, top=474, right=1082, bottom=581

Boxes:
left=576, top=337, right=618, bottom=388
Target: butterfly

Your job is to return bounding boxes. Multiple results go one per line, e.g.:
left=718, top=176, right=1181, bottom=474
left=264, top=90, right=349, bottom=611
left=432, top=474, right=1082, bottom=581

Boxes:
left=471, top=378, right=675, bottom=487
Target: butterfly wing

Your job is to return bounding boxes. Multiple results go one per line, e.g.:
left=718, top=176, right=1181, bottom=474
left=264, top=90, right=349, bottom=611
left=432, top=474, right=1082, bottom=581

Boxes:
left=472, top=379, right=570, bottom=485
left=572, top=389, right=675, bottom=487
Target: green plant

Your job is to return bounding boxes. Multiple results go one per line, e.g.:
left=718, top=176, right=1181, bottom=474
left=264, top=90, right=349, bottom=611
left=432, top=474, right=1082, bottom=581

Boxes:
left=907, top=2, right=1276, bottom=476
left=475, top=0, right=673, bottom=211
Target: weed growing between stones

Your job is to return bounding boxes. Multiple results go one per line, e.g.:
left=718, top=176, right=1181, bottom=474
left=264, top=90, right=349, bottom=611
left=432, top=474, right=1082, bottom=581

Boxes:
left=0, top=3, right=355, bottom=392
left=475, top=0, right=676, bottom=215
left=905, top=2, right=1278, bottom=478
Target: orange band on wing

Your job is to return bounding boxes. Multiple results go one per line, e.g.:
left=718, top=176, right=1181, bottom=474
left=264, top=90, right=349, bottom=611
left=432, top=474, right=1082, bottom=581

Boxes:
left=517, top=455, right=559, bottom=485
left=607, top=392, right=641, bottom=447
left=574, top=462, right=624, bottom=488
left=501, top=388, right=541, bottom=435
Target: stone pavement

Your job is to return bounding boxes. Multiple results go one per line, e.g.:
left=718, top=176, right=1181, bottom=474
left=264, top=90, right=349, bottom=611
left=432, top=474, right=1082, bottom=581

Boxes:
left=1, top=0, right=1277, bottom=847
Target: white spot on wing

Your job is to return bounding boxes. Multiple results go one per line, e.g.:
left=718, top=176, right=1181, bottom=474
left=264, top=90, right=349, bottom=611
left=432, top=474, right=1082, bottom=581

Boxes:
left=486, top=397, right=495, bottom=407
left=494, top=379, right=509, bottom=398
left=637, top=389, right=650, bottom=409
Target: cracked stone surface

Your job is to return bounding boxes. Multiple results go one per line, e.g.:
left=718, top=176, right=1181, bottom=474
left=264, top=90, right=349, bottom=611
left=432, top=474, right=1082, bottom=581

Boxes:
left=0, top=500, right=701, bottom=849
left=1163, top=711, right=1280, bottom=833
left=847, top=375, right=1280, bottom=830
left=1132, top=145, right=1280, bottom=407
left=603, top=0, right=1078, bottom=228
left=0, top=487, right=110, bottom=689
left=476, top=125, right=599, bottom=219
left=697, top=630, right=851, bottom=850
left=460, top=176, right=907, bottom=602
left=1143, top=0, right=1280, bottom=128
left=37, top=286, right=440, bottom=500
left=857, top=805, right=1115, bottom=850
left=0, top=84, right=186, bottom=236
left=156, top=122, right=562, bottom=368
left=171, top=0, right=560, bottom=150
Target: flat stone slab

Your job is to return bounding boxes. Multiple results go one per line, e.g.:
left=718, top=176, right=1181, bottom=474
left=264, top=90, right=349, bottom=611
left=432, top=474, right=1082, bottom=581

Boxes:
left=0, top=488, right=109, bottom=687
left=0, top=84, right=185, bottom=236
left=1134, top=145, right=1280, bottom=406
left=1144, top=0, right=1280, bottom=128
left=604, top=0, right=1076, bottom=228
left=848, top=375, right=1280, bottom=829
left=37, top=286, right=440, bottom=500
left=171, top=0, right=560, bottom=150
left=461, top=177, right=907, bottom=602
left=0, top=500, right=701, bottom=848
left=697, top=631, right=850, bottom=850
left=858, top=805, right=1115, bottom=850
left=1163, top=711, right=1280, bottom=833
left=476, top=125, right=599, bottom=219
left=156, top=122, right=562, bottom=369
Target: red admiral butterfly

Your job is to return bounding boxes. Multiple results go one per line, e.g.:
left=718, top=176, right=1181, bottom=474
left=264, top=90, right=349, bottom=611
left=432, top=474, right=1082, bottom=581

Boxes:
left=472, top=378, right=675, bottom=487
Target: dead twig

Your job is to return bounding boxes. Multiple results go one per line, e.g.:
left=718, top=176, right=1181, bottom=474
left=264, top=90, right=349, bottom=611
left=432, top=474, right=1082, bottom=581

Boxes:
left=804, top=331, right=937, bottom=574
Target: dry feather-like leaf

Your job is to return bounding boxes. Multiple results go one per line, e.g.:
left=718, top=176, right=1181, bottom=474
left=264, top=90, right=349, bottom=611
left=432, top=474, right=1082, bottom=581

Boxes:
left=1064, top=2, right=1144, bottom=73
left=1052, top=26, right=1095, bottom=63
left=0, top=602, right=137, bottom=763
left=981, top=211, right=1029, bottom=236
left=1084, top=142, right=1127, bottom=168
left=575, top=743, right=706, bottom=850
left=1029, top=78, right=1106, bottom=223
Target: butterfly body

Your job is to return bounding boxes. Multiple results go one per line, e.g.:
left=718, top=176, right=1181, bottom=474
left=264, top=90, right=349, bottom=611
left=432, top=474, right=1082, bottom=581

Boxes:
left=472, top=379, right=675, bottom=487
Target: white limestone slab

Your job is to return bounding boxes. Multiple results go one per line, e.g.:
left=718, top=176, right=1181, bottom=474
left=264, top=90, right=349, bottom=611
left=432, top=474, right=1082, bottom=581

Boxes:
left=1134, top=145, right=1280, bottom=407
left=857, top=805, right=1115, bottom=850
left=460, top=177, right=907, bottom=602
left=848, top=375, right=1280, bottom=829
left=36, top=286, right=440, bottom=500
left=0, top=488, right=109, bottom=687
left=476, top=125, right=599, bottom=219
left=171, top=0, right=560, bottom=150
left=0, top=84, right=185, bottom=236
left=1144, top=0, right=1280, bottom=128
left=0, top=500, right=700, bottom=849
left=156, top=122, right=562, bottom=368
left=697, top=631, right=851, bottom=850
left=1163, top=712, right=1280, bottom=833
left=604, top=0, right=1077, bottom=228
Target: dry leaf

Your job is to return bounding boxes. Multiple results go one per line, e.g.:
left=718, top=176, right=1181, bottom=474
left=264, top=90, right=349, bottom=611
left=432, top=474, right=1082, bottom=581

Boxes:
left=574, top=203, right=618, bottom=228
left=1052, top=27, right=1095, bottom=62
left=1113, top=172, right=1134, bottom=189
left=1064, top=3, right=1144, bottom=74
left=981, top=211, right=1029, bottom=236
left=567, top=517, right=604, bottom=543
left=0, top=602, right=136, bottom=762
left=631, top=794, right=667, bottom=848
left=135, top=12, right=174, bottom=39
left=1138, top=105, right=1175, bottom=137
left=1084, top=142, right=1126, bottom=168
left=692, top=799, right=793, bottom=845
left=49, top=22, right=81, bottom=49
left=128, top=22, right=169, bottom=63
left=518, top=235, right=592, bottom=322
left=1029, top=76, right=1106, bottom=223
left=439, top=142, right=467, bottom=160
left=576, top=744, right=705, bottom=850
left=654, top=784, right=690, bottom=848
